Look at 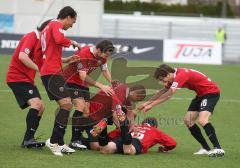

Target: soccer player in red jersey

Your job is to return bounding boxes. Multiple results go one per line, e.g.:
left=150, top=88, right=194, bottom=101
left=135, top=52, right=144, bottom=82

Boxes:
left=6, top=20, right=50, bottom=148
left=70, top=83, right=146, bottom=150
left=97, top=117, right=176, bottom=155
left=40, top=6, right=81, bottom=156
left=138, top=64, right=224, bottom=157
left=63, top=40, right=116, bottom=149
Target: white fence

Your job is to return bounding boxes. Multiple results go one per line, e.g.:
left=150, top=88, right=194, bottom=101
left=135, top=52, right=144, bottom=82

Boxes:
left=102, top=14, right=240, bottom=63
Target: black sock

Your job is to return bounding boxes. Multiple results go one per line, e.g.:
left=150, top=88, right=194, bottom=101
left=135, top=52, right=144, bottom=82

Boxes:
left=98, top=127, right=109, bottom=146
left=120, top=120, right=132, bottom=145
left=189, top=124, right=211, bottom=151
left=204, top=123, right=221, bottom=149
left=71, top=110, right=84, bottom=142
left=23, top=108, right=40, bottom=141
left=50, top=109, right=70, bottom=145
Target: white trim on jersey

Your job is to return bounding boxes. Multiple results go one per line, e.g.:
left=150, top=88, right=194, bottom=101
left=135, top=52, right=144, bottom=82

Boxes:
left=34, top=29, right=40, bottom=39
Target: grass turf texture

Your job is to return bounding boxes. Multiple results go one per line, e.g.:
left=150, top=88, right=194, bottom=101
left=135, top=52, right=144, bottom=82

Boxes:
left=0, top=55, right=240, bottom=168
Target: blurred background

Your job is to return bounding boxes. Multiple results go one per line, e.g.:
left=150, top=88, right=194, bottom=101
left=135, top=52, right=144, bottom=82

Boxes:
left=0, top=0, right=240, bottom=63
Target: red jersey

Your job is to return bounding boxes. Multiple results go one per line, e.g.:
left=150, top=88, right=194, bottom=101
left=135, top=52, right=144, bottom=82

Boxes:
left=89, top=84, right=132, bottom=121
left=6, top=30, right=42, bottom=84
left=64, top=46, right=107, bottom=87
left=40, top=19, right=71, bottom=76
left=108, top=124, right=177, bottom=153
left=168, top=68, right=220, bottom=97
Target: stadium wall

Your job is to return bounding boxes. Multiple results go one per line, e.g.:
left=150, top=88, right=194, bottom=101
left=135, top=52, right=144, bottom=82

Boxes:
left=0, top=0, right=103, bottom=37
left=102, top=14, right=240, bottom=63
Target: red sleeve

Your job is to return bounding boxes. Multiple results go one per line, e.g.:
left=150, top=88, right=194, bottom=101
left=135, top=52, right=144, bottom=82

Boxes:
left=19, top=33, right=36, bottom=56
left=52, top=22, right=71, bottom=47
left=111, top=92, right=122, bottom=111
left=154, top=128, right=177, bottom=148
left=171, top=70, right=189, bottom=89
left=33, top=41, right=44, bottom=69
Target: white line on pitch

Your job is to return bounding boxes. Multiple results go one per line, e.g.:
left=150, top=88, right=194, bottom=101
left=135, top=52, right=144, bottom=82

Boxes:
left=1, top=89, right=239, bottom=103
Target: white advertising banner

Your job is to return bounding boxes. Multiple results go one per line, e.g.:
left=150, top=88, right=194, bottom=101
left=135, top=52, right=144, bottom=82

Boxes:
left=163, top=39, right=222, bottom=65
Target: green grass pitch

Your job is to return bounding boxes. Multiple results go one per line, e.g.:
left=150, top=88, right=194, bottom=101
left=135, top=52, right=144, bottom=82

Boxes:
left=0, top=55, right=240, bottom=168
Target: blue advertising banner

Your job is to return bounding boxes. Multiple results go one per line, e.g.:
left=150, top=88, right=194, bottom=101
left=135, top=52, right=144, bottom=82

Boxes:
left=0, top=14, right=14, bottom=33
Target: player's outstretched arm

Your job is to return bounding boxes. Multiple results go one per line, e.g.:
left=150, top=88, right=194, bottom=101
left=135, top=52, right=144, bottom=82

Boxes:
left=138, top=88, right=168, bottom=111
left=79, top=71, right=114, bottom=96
left=140, top=88, right=176, bottom=112
left=61, top=55, right=79, bottom=63
left=101, top=69, right=112, bottom=84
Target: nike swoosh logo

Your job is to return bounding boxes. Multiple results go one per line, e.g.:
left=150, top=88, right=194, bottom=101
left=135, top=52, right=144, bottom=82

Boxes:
left=132, top=46, right=155, bottom=54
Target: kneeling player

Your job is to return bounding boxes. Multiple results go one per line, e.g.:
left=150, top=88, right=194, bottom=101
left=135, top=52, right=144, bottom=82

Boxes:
left=95, top=117, right=177, bottom=155
left=70, top=83, right=146, bottom=150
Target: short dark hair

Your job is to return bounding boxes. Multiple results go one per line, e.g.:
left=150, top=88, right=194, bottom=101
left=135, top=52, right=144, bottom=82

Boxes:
left=96, top=40, right=115, bottom=53
left=154, top=64, right=175, bottom=80
left=129, top=84, right=146, bottom=100
left=142, top=117, right=158, bottom=128
left=37, top=19, right=51, bottom=31
left=57, top=6, right=77, bottom=19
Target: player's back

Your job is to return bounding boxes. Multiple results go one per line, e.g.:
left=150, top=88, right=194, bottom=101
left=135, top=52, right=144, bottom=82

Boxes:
left=174, top=68, right=220, bottom=96
left=132, top=124, right=176, bottom=153
left=89, top=83, right=129, bottom=121
left=64, top=46, right=107, bottom=87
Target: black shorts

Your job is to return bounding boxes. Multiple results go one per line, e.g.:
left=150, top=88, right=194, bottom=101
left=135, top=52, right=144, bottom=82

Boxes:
left=188, top=93, right=220, bottom=113
left=113, top=137, right=142, bottom=155
left=7, top=82, right=41, bottom=109
left=41, top=75, right=70, bottom=101
left=66, top=83, right=90, bottom=101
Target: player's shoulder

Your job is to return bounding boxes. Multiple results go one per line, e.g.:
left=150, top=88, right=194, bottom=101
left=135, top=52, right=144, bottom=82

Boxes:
left=75, top=46, right=91, bottom=57
left=113, top=82, right=128, bottom=91
left=21, top=31, right=38, bottom=44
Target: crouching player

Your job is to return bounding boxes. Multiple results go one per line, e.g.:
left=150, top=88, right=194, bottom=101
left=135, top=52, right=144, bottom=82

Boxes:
left=94, top=117, right=177, bottom=155
left=71, top=83, right=146, bottom=150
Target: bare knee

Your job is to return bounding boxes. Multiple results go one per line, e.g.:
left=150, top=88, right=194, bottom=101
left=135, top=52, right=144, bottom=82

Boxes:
left=90, top=142, right=100, bottom=151
left=123, top=145, right=136, bottom=155
left=29, top=98, right=44, bottom=112
left=59, top=98, right=73, bottom=111
left=198, top=118, right=209, bottom=127
left=183, top=117, right=195, bottom=128
left=38, top=102, right=45, bottom=116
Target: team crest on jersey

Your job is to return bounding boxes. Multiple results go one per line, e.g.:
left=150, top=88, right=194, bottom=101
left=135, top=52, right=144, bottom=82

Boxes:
left=77, top=62, right=83, bottom=70
left=25, top=48, right=30, bottom=55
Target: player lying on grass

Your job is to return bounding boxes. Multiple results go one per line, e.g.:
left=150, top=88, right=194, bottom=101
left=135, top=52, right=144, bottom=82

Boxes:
left=6, top=19, right=51, bottom=148
left=69, top=82, right=146, bottom=150
left=92, top=116, right=176, bottom=155
left=138, top=64, right=224, bottom=157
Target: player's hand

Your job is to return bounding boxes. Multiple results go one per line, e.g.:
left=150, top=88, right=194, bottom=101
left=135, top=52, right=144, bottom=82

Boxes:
left=71, top=40, right=81, bottom=50
left=100, top=85, right=114, bottom=96
left=68, top=55, right=80, bottom=63
left=142, top=104, right=152, bottom=112
left=137, top=102, right=149, bottom=111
